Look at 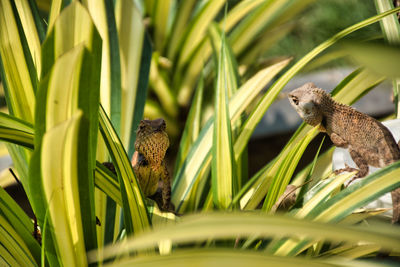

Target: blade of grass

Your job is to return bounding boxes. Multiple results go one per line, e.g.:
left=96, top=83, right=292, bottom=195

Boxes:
left=115, top=0, right=151, bottom=150
left=92, top=212, right=400, bottom=261
left=95, top=248, right=389, bottom=267
left=99, top=105, right=150, bottom=235
left=0, top=0, right=36, bottom=122
left=211, top=31, right=236, bottom=209
left=375, top=0, right=400, bottom=117
left=94, top=161, right=122, bottom=206
left=167, top=0, right=197, bottom=60
left=0, top=215, right=36, bottom=266
left=270, top=163, right=400, bottom=256
left=128, top=33, right=152, bottom=158
left=0, top=186, right=40, bottom=264
left=172, top=59, right=290, bottom=211
left=174, top=71, right=205, bottom=173
left=175, top=0, right=225, bottom=71
left=153, top=0, right=172, bottom=51
left=0, top=113, right=34, bottom=149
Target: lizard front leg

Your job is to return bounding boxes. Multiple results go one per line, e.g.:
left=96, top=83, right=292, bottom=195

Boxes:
left=161, top=162, right=174, bottom=211
left=330, top=133, right=348, bottom=148
left=334, top=148, right=369, bottom=180
left=340, top=148, right=369, bottom=186
left=330, top=133, right=362, bottom=180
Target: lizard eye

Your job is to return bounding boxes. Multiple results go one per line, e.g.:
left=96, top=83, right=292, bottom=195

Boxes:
left=291, top=96, right=299, bottom=105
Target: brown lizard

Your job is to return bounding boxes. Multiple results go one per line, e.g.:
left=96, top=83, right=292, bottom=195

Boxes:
left=131, top=118, right=174, bottom=211
left=288, top=82, right=400, bottom=224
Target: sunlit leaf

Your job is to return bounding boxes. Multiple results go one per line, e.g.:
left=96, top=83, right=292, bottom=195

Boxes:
left=99, top=105, right=150, bottom=235
left=92, top=212, right=400, bottom=261
left=172, top=59, right=291, bottom=211
left=41, top=111, right=89, bottom=266
left=211, top=31, right=236, bottom=209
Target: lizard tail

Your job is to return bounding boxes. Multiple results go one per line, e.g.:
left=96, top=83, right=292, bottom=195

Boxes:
left=392, top=188, right=400, bottom=224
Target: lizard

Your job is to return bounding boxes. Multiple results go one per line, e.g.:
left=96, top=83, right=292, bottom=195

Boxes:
left=288, top=82, right=400, bottom=224
left=131, top=118, right=174, bottom=211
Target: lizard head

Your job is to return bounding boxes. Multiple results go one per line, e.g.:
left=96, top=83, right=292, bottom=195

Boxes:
left=288, top=82, right=325, bottom=127
left=135, top=118, right=169, bottom=168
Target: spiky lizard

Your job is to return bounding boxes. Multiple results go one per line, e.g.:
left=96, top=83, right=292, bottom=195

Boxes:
left=131, top=118, right=173, bottom=211
left=288, top=82, right=400, bottom=224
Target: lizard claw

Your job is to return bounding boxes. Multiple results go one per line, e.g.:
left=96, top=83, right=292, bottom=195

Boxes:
left=334, top=163, right=359, bottom=176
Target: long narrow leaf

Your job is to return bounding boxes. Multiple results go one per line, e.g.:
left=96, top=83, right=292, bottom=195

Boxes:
left=176, top=0, right=225, bottom=70
left=99, top=105, right=150, bottom=235
left=0, top=0, right=36, bottom=122
left=92, top=212, right=400, bottom=261
left=0, top=112, right=34, bottom=149
left=375, top=0, right=400, bottom=117
left=0, top=215, right=36, bottom=266
left=41, top=111, right=89, bottom=266
left=96, top=248, right=389, bottom=267
left=172, top=59, right=290, bottom=211
left=0, top=186, right=40, bottom=265
left=212, top=32, right=236, bottom=209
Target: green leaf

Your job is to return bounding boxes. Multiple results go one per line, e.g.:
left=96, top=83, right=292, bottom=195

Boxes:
left=0, top=113, right=34, bottom=149
left=94, top=248, right=390, bottom=267
left=14, top=0, right=43, bottom=77
left=0, top=185, right=40, bottom=265
left=86, top=0, right=151, bottom=154
left=175, top=0, right=291, bottom=106
left=295, top=172, right=355, bottom=219
left=115, top=0, right=151, bottom=143
left=342, top=42, right=400, bottom=78
left=261, top=127, right=320, bottom=211
left=309, top=162, right=400, bottom=223
left=99, top=105, right=150, bottom=235
left=270, top=162, right=400, bottom=257
left=375, top=0, right=400, bottom=43
left=94, top=161, right=122, bottom=206
left=0, top=0, right=36, bottom=123
left=208, top=22, right=240, bottom=97
left=149, top=53, right=178, bottom=118
left=92, top=212, right=400, bottom=261
left=375, top=0, right=400, bottom=117
left=174, top=71, right=204, bottom=173
left=321, top=243, right=382, bottom=259
left=39, top=1, right=102, bottom=171
left=30, top=4, right=102, bottom=257
left=47, top=0, right=63, bottom=30
left=41, top=46, right=100, bottom=251
left=167, top=0, right=197, bottom=60
left=239, top=126, right=319, bottom=210
left=211, top=31, right=236, bottom=209
left=128, top=33, right=152, bottom=158
left=229, top=0, right=314, bottom=56
left=175, top=0, right=225, bottom=69
left=152, top=0, right=173, bottom=51
left=172, top=59, right=291, bottom=211
left=40, top=111, right=89, bottom=266
left=0, top=215, right=37, bottom=267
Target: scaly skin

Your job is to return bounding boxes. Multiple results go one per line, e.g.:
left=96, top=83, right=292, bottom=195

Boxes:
left=288, top=82, right=400, bottom=224
left=132, top=118, right=173, bottom=211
